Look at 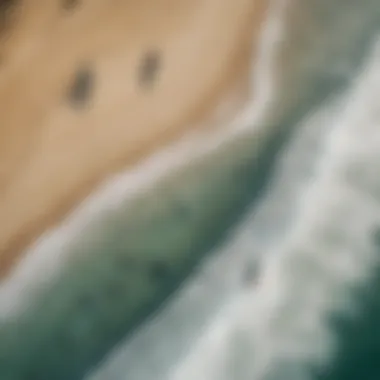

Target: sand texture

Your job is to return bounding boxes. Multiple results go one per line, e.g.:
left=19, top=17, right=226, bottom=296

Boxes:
left=0, top=0, right=269, bottom=278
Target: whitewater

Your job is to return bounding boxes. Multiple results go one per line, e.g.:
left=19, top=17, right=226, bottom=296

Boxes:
left=88, top=5, right=380, bottom=380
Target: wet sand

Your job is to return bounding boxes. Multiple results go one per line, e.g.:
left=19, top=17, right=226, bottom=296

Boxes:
left=0, top=0, right=269, bottom=278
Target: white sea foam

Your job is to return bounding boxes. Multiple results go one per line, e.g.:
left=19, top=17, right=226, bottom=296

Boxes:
left=87, top=28, right=380, bottom=380
left=165, top=38, right=380, bottom=380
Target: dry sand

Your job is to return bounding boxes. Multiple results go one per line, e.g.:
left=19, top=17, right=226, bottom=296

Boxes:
left=0, top=0, right=269, bottom=279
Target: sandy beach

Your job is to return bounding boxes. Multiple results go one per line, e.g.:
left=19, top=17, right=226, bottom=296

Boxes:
left=0, top=0, right=269, bottom=279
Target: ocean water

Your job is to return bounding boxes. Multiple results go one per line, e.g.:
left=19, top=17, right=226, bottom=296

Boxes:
left=87, top=13, right=380, bottom=380
left=87, top=39, right=380, bottom=380
left=1, top=1, right=380, bottom=379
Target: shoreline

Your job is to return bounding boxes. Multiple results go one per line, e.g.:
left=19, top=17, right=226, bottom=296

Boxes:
left=0, top=0, right=269, bottom=279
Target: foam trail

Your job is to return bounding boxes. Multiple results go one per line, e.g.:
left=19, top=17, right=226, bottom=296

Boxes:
left=157, top=36, right=380, bottom=380
left=246, top=38, right=380, bottom=380
left=166, top=94, right=343, bottom=380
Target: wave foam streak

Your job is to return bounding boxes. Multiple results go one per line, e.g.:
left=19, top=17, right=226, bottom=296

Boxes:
left=246, top=39, right=380, bottom=380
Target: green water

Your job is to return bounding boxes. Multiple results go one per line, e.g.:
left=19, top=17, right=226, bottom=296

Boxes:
left=0, top=84, right=327, bottom=380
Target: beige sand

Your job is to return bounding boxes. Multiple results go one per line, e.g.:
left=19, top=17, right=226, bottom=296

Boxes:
left=0, top=0, right=269, bottom=279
